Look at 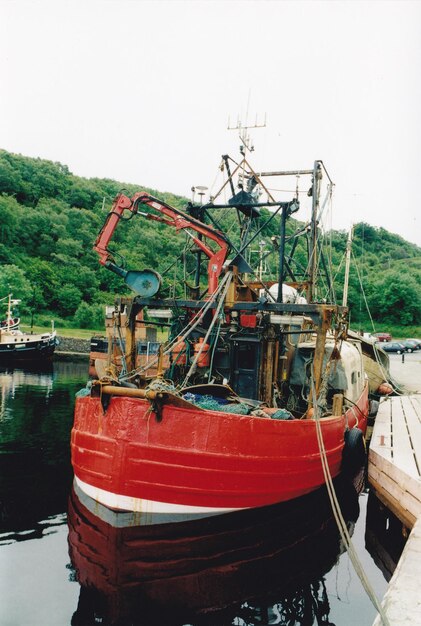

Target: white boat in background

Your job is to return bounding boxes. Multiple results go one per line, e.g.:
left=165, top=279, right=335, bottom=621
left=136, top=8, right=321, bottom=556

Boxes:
left=0, top=294, right=57, bottom=362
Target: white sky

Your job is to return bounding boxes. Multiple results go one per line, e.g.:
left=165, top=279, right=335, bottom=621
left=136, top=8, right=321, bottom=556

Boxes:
left=1, top=0, right=420, bottom=246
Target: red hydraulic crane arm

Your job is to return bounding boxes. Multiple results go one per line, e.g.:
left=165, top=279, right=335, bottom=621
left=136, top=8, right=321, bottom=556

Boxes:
left=94, top=192, right=230, bottom=294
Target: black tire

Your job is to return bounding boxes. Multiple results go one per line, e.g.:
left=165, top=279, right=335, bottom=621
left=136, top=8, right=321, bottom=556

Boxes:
left=342, top=428, right=366, bottom=477
left=397, top=350, right=401, bottom=354
left=407, top=348, right=412, bottom=353
left=369, top=399, right=380, bottom=418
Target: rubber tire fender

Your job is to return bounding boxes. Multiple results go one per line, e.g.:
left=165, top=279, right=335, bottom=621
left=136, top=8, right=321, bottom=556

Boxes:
left=369, top=399, right=380, bottom=418
left=342, top=427, right=366, bottom=477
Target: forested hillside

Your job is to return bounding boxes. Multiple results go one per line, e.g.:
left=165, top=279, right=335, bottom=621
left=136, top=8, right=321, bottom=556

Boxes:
left=0, top=149, right=420, bottom=331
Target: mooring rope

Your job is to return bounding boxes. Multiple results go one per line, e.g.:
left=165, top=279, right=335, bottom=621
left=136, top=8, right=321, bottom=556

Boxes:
left=310, top=373, right=391, bottom=626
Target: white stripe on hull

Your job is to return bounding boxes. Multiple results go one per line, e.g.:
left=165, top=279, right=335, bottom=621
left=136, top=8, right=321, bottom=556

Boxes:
left=74, top=476, right=245, bottom=525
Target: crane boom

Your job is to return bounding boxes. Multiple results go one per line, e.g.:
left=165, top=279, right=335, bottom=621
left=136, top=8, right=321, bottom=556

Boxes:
left=94, top=192, right=230, bottom=294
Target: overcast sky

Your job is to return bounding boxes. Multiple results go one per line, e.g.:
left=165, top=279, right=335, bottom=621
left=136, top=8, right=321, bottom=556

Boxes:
left=1, top=0, right=420, bottom=246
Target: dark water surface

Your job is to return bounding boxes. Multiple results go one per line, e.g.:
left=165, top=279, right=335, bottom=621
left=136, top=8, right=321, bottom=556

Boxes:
left=0, top=362, right=404, bottom=625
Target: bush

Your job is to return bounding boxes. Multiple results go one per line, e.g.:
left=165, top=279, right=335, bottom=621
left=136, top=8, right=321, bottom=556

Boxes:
left=55, top=285, right=83, bottom=317
left=73, top=301, right=105, bottom=329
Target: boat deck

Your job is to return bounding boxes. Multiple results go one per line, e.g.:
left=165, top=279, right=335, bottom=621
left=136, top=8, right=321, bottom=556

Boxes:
left=369, top=394, right=421, bottom=625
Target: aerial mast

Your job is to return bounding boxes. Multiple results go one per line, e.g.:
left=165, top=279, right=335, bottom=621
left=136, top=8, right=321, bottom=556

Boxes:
left=342, top=226, right=353, bottom=307
left=227, top=113, right=267, bottom=157
left=307, top=161, right=322, bottom=302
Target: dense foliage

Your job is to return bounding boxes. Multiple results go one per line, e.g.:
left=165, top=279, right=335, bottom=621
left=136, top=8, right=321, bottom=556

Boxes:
left=0, top=149, right=420, bottom=332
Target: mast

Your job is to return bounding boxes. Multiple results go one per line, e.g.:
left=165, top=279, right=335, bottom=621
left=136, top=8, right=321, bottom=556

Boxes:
left=276, top=205, right=287, bottom=303
left=7, top=294, right=12, bottom=331
left=342, top=226, right=353, bottom=307
left=308, top=161, right=322, bottom=303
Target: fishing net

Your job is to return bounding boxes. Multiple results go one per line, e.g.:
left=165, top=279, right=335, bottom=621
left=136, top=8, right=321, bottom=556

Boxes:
left=182, top=393, right=251, bottom=415
left=270, top=409, right=295, bottom=420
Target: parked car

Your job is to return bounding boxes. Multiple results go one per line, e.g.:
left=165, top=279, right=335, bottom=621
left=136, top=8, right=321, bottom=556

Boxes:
left=377, top=341, right=406, bottom=354
left=401, top=339, right=421, bottom=352
left=370, top=332, right=392, bottom=342
left=406, top=338, right=421, bottom=350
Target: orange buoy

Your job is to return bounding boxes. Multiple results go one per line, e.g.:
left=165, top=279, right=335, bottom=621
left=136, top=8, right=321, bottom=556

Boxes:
left=171, top=337, right=187, bottom=365
left=194, top=337, right=210, bottom=367
left=377, top=382, right=393, bottom=395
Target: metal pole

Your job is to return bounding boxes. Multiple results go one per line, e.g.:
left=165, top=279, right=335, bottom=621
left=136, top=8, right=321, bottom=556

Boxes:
left=308, top=161, right=322, bottom=302
left=342, top=227, right=353, bottom=306
left=277, top=206, right=287, bottom=303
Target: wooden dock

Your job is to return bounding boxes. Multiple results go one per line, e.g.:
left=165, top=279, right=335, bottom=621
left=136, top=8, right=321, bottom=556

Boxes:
left=369, top=394, right=421, bottom=529
left=372, top=516, right=421, bottom=625
left=369, top=393, right=421, bottom=624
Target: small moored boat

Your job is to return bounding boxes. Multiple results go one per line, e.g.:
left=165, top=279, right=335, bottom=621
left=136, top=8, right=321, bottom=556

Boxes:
left=0, top=294, right=57, bottom=362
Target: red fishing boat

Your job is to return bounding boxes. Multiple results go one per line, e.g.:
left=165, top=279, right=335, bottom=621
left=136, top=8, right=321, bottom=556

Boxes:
left=71, top=136, right=369, bottom=524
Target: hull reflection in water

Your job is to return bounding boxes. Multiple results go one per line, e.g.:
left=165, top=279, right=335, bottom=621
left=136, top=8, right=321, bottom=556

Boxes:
left=68, top=474, right=361, bottom=625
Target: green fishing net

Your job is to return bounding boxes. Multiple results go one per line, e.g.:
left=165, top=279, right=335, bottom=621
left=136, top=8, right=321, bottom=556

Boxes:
left=192, top=395, right=250, bottom=415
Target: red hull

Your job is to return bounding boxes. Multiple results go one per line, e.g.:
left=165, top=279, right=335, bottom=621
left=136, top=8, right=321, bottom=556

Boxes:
left=71, top=383, right=368, bottom=518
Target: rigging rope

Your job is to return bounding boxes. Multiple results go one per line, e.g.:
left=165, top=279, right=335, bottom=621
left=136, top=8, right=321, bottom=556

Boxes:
left=180, top=272, right=233, bottom=387
left=120, top=271, right=232, bottom=381
left=343, top=244, right=403, bottom=394
left=350, top=249, right=376, bottom=333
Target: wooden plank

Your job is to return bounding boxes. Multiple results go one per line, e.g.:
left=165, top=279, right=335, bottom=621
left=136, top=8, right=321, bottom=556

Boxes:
left=370, top=398, right=392, bottom=460
left=370, top=441, right=393, bottom=462
left=373, top=518, right=421, bottom=625
left=390, top=397, right=419, bottom=478
left=376, top=398, right=392, bottom=425
left=369, top=450, right=421, bottom=505
left=369, top=476, right=417, bottom=530
left=369, top=461, right=421, bottom=518
left=401, top=394, right=421, bottom=423
left=403, top=396, right=421, bottom=469
left=370, top=435, right=392, bottom=461
left=368, top=461, right=421, bottom=525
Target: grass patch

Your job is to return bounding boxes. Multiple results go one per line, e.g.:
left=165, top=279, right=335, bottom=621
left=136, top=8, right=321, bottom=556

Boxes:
left=20, top=324, right=102, bottom=339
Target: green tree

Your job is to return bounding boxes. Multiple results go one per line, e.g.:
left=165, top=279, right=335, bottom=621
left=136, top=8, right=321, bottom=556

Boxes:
left=74, top=301, right=104, bottom=328
left=0, top=265, right=32, bottom=311
left=54, top=285, right=83, bottom=317
left=0, top=196, right=18, bottom=244
left=367, top=270, right=421, bottom=325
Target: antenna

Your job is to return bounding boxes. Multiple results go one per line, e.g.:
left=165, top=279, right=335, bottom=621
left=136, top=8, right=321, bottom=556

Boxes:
left=227, top=113, right=267, bottom=155
left=191, top=185, right=208, bottom=204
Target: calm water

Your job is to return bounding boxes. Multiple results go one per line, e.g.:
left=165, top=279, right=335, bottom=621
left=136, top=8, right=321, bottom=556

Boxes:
left=0, top=362, right=404, bottom=626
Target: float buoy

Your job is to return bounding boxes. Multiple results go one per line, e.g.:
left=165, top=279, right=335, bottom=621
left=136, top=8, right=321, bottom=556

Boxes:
left=377, top=382, right=393, bottom=395
left=194, top=337, right=210, bottom=367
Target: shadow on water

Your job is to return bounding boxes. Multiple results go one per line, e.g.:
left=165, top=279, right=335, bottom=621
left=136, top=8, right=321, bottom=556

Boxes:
left=68, top=475, right=361, bottom=626
left=365, top=491, right=408, bottom=583
left=0, top=361, right=87, bottom=537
